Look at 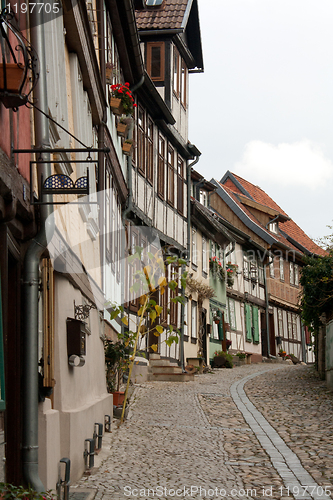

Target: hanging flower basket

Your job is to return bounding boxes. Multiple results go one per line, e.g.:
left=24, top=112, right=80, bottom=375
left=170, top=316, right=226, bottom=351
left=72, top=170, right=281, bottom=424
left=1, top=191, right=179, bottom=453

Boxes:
left=109, top=82, right=137, bottom=116
left=117, top=121, right=129, bottom=138
left=122, top=140, right=133, bottom=156
left=0, top=63, right=25, bottom=93
left=110, top=97, right=124, bottom=116
left=226, top=262, right=238, bottom=287
left=209, top=257, right=225, bottom=281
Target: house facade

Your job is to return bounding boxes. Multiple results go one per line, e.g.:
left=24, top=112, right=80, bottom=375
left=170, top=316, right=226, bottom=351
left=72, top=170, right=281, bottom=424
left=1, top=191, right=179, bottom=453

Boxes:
left=210, top=171, right=326, bottom=363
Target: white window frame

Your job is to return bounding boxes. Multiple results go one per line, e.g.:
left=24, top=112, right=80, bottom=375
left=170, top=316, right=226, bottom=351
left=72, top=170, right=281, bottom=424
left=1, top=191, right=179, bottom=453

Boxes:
left=191, top=301, right=197, bottom=338
left=279, top=257, right=285, bottom=281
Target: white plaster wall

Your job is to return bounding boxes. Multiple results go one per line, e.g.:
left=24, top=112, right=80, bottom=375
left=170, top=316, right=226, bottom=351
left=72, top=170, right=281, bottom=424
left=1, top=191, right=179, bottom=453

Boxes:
left=38, top=399, right=61, bottom=490
left=52, top=276, right=113, bottom=482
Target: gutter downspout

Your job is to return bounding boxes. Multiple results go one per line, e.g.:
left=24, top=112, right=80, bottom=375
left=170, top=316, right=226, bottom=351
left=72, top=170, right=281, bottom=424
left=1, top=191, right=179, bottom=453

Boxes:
left=180, top=150, right=200, bottom=371
left=22, top=9, right=53, bottom=491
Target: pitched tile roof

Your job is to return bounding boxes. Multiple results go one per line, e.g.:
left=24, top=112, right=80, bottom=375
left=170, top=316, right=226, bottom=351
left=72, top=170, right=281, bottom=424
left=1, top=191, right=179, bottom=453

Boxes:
left=136, top=0, right=188, bottom=30
left=221, top=172, right=326, bottom=257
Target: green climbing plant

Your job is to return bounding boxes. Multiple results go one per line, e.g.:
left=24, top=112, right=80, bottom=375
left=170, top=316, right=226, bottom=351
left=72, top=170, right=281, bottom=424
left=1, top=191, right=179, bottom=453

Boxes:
left=300, top=252, right=333, bottom=332
left=106, top=247, right=188, bottom=423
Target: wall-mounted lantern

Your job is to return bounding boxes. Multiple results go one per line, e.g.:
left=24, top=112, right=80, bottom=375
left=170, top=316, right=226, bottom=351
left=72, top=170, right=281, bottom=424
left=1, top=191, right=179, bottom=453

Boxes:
left=0, top=9, right=39, bottom=109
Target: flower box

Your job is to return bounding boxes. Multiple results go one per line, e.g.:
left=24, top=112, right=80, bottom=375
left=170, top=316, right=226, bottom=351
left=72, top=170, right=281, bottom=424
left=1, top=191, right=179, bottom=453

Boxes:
left=117, top=122, right=129, bottom=138
left=110, top=97, right=124, bottom=116
left=122, top=141, right=133, bottom=156
left=0, top=63, right=25, bottom=93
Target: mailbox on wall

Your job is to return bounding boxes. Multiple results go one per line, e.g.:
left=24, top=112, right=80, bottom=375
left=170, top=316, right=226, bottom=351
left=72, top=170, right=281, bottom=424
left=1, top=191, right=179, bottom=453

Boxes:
left=67, top=318, right=86, bottom=357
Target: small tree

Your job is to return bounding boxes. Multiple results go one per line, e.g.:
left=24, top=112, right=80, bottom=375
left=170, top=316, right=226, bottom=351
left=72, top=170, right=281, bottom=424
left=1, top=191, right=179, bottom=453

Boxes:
left=300, top=252, right=333, bottom=332
left=107, top=247, right=188, bottom=422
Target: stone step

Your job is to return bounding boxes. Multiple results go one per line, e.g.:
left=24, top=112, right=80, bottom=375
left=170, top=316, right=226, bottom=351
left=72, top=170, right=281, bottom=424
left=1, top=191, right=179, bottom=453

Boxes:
left=149, top=353, right=161, bottom=360
left=148, top=366, right=182, bottom=374
left=149, top=359, right=172, bottom=367
left=147, top=372, right=195, bottom=382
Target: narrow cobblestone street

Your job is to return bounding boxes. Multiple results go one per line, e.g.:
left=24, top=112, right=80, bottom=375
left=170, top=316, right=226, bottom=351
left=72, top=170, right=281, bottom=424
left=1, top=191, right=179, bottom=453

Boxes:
left=73, top=364, right=333, bottom=500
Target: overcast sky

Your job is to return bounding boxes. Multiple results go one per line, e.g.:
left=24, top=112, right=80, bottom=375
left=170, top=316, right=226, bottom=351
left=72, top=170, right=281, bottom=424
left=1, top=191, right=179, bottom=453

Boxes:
left=189, top=0, right=333, bottom=244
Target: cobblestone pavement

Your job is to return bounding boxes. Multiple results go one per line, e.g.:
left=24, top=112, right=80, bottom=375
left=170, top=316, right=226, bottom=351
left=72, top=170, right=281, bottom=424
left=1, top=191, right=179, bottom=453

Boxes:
left=73, top=363, right=333, bottom=500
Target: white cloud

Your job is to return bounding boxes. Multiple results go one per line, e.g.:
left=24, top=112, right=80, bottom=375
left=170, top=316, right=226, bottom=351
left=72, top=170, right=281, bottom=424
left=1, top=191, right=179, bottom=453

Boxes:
left=234, top=140, right=333, bottom=189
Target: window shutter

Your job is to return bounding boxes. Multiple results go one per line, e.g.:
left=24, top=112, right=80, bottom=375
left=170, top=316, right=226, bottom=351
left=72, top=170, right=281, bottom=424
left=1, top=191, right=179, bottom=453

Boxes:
left=245, top=304, right=252, bottom=342
left=252, top=306, right=259, bottom=343
left=218, top=310, right=224, bottom=340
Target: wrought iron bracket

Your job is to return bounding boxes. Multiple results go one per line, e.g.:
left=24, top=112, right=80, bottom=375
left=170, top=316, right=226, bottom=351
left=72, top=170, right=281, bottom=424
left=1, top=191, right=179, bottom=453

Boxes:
left=74, top=300, right=96, bottom=321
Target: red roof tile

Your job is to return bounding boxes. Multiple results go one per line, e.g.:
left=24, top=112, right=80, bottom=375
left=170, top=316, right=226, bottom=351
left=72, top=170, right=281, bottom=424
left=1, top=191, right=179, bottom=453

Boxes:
left=226, top=172, right=288, bottom=216
left=136, top=0, right=188, bottom=30
left=223, top=172, right=326, bottom=257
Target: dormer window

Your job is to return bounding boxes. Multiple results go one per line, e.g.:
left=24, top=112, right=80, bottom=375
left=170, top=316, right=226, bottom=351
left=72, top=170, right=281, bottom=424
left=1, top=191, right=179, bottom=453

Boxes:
left=199, top=189, right=207, bottom=207
left=147, top=42, right=165, bottom=81
left=268, top=221, right=279, bottom=234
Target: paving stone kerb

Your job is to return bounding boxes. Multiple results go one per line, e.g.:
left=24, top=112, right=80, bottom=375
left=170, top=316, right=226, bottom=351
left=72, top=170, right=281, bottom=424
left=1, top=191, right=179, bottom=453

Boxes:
left=73, top=364, right=333, bottom=500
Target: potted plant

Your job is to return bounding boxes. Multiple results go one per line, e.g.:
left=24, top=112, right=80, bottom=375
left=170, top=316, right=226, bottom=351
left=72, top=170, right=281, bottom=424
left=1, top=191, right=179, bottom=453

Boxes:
left=109, top=82, right=137, bottom=116
left=226, top=262, right=238, bottom=287
left=278, top=348, right=286, bottom=358
left=105, top=334, right=132, bottom=406
left=122, top=139, right=133, bottom=156
left=212, top=350, right=233, bottom=368
left=209, top=256, right=225, bottom=281
left=105, top=62, right=116, bottom=84
left=117, top=117, right=132, bottom=138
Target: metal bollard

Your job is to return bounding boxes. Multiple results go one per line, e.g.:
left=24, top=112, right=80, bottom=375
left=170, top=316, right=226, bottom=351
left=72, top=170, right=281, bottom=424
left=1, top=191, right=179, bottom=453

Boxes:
left=94, top=423, right=103, bottom=450
left=105, top=414, right=111, bottom=432
left=84, top=438, right=95, bottom=469
left=56, top=457, right=70, bottom=500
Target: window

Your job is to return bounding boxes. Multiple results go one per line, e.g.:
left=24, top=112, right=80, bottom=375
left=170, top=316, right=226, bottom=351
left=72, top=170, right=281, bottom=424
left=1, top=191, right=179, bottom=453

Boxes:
left=180, top=58, right=187, bottom=107
left=258, top=264, right=264, bottom=285
left=177, top=157, right=184, bottom=215
left=268, top=222, right=279, bottom=234
left=184, top=301, right=188, bottom=340
left=289, top=261, right=294, bottom=286
left=167, top=146, right=174, bottom=205
left=202, top=237, right=208, bottom=277
left=191, top=301, right=197, bottom=338
left=287, top=312, right=293, bottom=339
left=243, top=255, right=249, bottom=279
left=158, top=136, right=165, bottom=198
left=192, top=227, right=197, bottom=268
left=228, top=298, right=236, bottom=330
left=279, top=257, right=284, bottom=281
left=199, top=189, right=207, bottom=207
left=173, top=47, right=180, bottom=96
left=147, top=42, right=165, bottom=81
left=289, top=262, right=299, bottom=287
left=270, top=258, right=275, bottom=278
left=137, top=106, right=145, bottom=175
left=147, top=118, right=154, bottom=183
left=278, top=309, right=284, bottom=337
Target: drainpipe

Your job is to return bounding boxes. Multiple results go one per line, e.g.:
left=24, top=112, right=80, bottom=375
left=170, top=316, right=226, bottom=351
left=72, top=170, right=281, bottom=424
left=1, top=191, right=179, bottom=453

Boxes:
left=180, top=145, right=200, bottom=371
left=22, top=10, right=53, bottom=491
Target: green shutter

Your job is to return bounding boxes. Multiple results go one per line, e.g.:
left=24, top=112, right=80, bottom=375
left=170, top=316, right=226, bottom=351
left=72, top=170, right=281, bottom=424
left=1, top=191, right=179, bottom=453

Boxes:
left=218, top=310, right=224, bottom=340
left=245, top=303, right=252, bottom=342
left=252, top=306, right=259, bottom=343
